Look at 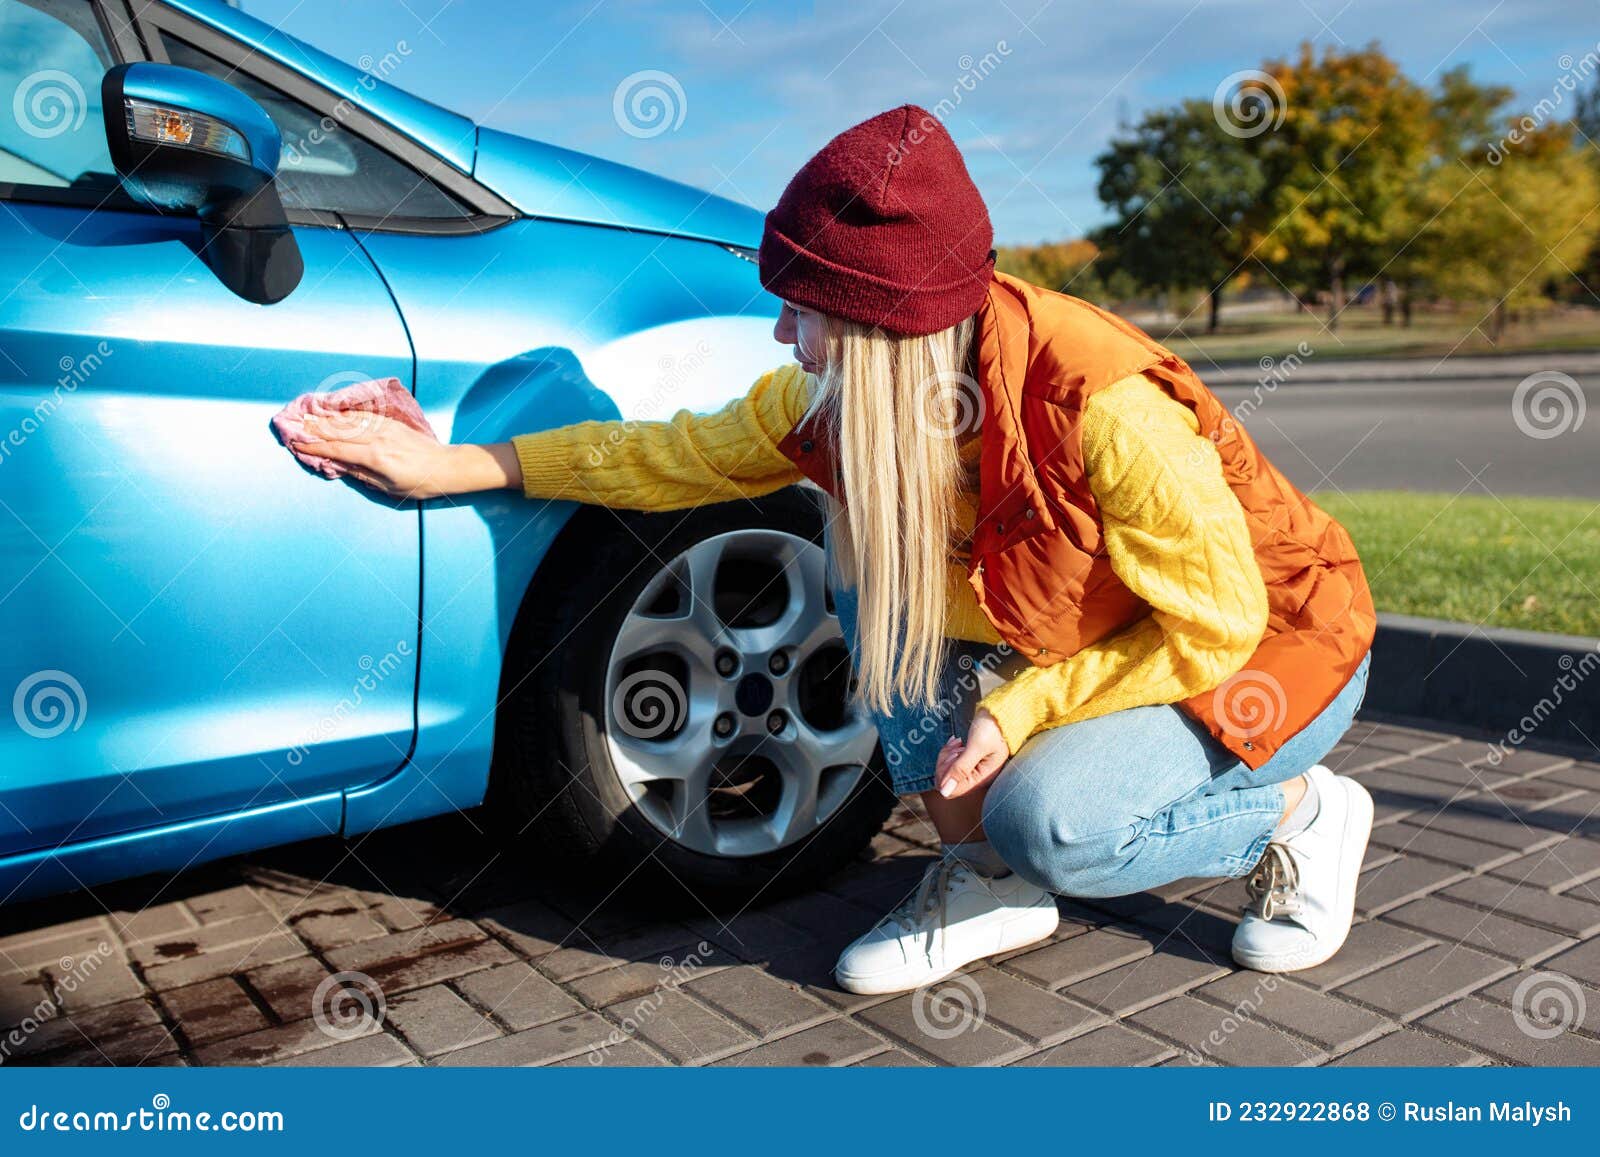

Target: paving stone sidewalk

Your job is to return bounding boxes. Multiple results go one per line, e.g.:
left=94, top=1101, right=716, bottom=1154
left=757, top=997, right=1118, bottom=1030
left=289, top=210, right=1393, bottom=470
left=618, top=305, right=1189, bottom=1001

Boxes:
left=3, top=719, right=1599, bottom=1068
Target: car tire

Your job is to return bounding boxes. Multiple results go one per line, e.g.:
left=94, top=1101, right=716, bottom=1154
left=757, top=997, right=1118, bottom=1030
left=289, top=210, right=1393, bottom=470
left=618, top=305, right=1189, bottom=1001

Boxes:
left=491, top=487, right=894, bottom=909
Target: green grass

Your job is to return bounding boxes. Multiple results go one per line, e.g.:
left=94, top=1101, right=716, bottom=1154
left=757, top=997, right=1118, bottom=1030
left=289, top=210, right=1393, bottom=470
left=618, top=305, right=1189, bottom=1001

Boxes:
left=1312, top=490, right=1600, bottom=638
left=1149, top=306, right=1600, bottom=366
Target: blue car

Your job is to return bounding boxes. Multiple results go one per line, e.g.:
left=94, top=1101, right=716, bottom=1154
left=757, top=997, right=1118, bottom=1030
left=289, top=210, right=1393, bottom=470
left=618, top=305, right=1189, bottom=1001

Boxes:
left=0, top=0, right=888, bottom=904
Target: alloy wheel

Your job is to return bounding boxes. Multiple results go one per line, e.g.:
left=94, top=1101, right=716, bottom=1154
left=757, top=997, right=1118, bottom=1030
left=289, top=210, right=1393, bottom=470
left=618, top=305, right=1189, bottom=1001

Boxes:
left=603, top=529, right=878, bottom=858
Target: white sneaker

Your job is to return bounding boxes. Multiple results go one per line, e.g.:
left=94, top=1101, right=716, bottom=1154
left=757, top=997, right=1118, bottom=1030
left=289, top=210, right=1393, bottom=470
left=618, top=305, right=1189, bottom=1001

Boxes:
left=834, top=858, right=1059, bottom=995
left=1231, top=764, right=1373, bottom=973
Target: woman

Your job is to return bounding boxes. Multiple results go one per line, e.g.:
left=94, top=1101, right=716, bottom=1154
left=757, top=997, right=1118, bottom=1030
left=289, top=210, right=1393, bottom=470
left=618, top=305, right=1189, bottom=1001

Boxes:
left=293, top=105, right=1377, bottom=996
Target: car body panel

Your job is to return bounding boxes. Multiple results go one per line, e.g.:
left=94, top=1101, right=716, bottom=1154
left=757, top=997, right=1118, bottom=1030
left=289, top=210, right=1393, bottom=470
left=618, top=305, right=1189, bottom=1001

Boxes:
left=0, top=202, right=419, bottom=898
left=0, top=792, right=344, bottom=903
left=472, top=127, right=764, bottom=248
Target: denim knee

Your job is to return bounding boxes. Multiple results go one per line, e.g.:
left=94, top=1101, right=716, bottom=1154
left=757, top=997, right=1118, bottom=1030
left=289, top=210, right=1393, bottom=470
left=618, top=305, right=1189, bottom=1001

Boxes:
left=982, top=777, right=1132, bottom=898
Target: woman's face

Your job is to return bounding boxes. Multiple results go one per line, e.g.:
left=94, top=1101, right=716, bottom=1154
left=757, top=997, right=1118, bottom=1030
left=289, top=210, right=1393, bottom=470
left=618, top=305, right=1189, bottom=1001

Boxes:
left=773, top=302, right=829, bottom=376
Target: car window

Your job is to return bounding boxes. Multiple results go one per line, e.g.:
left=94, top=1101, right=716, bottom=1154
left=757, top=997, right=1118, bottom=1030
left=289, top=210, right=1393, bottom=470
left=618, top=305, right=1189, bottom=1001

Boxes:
left=0, top=0, right=119, bottom=197
left=159, top=34, right=471, bottom=220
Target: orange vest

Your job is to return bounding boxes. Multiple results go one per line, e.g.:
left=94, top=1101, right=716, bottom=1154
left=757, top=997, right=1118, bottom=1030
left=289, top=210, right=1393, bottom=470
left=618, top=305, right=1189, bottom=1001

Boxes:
left=775, top=272, right=1376, bottom=770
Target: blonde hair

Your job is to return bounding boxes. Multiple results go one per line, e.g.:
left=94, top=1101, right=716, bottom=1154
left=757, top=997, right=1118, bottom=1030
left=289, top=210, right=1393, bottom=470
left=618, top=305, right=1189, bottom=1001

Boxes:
left=804, top=313, right=979, bottom=714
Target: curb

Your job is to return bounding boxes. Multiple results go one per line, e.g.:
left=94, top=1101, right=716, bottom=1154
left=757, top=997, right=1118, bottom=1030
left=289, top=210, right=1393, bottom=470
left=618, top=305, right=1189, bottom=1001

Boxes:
left=1201, top=350, right=1600, bottom=387
left=1365, top=612, right=1600, bottom=756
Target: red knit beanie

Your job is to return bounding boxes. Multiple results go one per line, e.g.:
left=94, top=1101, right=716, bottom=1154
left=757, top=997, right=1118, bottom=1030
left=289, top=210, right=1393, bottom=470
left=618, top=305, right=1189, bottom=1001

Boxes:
left=759, top=105, right=994, bottom=337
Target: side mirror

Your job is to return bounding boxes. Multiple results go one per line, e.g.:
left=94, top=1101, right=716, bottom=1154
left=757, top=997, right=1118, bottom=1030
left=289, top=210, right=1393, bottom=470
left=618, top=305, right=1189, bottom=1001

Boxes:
left=101, top=63, right=303, bottom=304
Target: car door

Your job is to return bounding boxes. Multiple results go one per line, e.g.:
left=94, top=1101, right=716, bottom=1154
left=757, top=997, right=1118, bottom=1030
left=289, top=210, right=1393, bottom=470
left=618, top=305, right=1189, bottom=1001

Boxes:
left=0, top=0, right=423, bottom=858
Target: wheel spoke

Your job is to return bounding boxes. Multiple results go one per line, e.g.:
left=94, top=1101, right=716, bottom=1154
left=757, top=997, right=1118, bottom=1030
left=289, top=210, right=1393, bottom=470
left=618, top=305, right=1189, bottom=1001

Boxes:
left=678, top=535, right=735, bottom=646
left=609, top=733, right=720, bottom=848
left=806, top=711, right=879, bottom=769
left=611, top=535, right=731, bottom=671
left=607, top=727, right=705, bottom=787
left=661, top=754, right=719, bottom=851
left=700, top=535, right=833, bottom=657
left=766, top=739, right=823, bottom=847
left=764, top=711, right=878, bottom=846
left=771, top=540, right=837, bottom=655
left=612, top=609, right=716, bottom=669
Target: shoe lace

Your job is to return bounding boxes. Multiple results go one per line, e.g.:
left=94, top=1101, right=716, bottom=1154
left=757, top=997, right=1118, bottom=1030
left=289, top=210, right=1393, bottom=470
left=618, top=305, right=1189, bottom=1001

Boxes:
left=1244, top=843, right=1302, bottom=922
left=886, top=857, right=967, bottom=944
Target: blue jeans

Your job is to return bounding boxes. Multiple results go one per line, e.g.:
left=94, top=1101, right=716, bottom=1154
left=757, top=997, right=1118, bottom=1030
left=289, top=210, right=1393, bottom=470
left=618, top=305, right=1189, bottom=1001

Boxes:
left=833, top=583, right=1371, bottom=896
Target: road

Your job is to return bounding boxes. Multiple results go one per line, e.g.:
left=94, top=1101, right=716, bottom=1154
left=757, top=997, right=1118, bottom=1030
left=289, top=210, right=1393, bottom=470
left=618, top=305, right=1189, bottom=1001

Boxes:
left=1204, top=356, right=1599, bottom=499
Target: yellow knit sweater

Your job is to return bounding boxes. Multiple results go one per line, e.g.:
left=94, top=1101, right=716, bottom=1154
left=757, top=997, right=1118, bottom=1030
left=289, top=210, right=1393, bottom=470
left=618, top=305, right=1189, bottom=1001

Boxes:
left=512, top=364, right=1268, bottom=755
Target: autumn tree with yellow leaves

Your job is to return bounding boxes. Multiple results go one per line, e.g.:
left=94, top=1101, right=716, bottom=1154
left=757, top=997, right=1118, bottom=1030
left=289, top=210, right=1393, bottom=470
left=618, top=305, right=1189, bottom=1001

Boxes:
left=1070, top=42, right=1600, bottom=337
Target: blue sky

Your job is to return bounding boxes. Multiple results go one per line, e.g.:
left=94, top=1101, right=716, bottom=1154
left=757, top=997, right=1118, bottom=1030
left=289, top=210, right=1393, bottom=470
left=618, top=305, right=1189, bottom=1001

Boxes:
left=241, top=0, right=1600, bottom=244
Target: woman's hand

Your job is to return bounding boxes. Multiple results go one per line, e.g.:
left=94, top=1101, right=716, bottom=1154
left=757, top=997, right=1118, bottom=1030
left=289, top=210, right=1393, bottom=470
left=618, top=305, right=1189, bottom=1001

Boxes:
left=935, top=707, right=1010, bottom=798
left=294, top=414, right=520, bottom=499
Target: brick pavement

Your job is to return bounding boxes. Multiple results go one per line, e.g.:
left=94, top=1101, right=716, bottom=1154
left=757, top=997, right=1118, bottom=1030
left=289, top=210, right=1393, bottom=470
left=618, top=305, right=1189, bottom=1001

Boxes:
left=3, top=720, right=1598, bottom=1067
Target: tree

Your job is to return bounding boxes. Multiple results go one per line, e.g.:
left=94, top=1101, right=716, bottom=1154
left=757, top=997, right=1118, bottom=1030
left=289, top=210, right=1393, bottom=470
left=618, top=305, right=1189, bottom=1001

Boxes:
left=1411, top=122, right=1599, bottom=340
left=1250, top=43, right=1434, bottom=330
left=1571, top=74, right=1600, bottom=304
left=1093, top=100, right=1266, bottom=332
left=1380, top=65, right=1515, bottom=323
left=995, top=238, right=1101, bottom=295
left=1429, top=64, right=1513, bottom=158
left=1576, top=73, right=1600, bottom=147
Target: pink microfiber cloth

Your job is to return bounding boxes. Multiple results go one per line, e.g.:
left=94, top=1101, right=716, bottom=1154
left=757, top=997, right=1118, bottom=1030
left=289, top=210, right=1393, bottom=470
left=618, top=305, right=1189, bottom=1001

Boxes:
left=272, top=376, right=437, bottom=479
